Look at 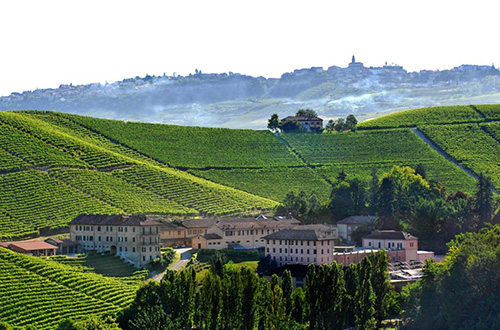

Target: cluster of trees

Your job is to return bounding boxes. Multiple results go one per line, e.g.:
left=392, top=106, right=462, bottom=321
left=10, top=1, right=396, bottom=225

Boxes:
left=329, top=165, right=497, bottom=253
left=116, top=251, right=397, bottom=330
left=275, top=191, right=327, bottom=223
left=324, top=114, right=358, bottom=133
left=402, top=224, right=500, bottom=329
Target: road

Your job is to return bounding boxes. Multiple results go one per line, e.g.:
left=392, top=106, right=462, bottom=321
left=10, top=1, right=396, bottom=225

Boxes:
left=151, top=247, right=192, bottom=282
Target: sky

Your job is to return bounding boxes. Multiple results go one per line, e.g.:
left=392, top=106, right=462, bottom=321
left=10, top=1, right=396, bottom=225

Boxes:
left=0, top=0, right=498, bottom=96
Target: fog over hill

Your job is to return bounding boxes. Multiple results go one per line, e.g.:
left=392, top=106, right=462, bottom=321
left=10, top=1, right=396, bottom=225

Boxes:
left=2, top=57, right=500, bottom=129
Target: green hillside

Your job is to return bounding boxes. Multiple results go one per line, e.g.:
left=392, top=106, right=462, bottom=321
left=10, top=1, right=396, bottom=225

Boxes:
left=1, top=106, right=500, bottom=240
left=65, top=114, right=302, bottom=168
left=282, top=129, right=477, bottom=193
left=358, top=105, right=484, bottom=129
left=0, top=247, right=141, bottom=329
left=0, top=111, right=278, bottom=239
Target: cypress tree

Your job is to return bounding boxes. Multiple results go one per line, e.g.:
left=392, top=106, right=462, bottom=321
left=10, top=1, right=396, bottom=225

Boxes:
left=290, top=287, right=307, bottom=324
left=344, top=263, right=359, bottom=328
left=241, top=268, right=259, bottom=330
left=355, top=258, right=377, bottom=330
left=305, top=264, right=319, bottom=330
left=281, top=269, right=294, bottom=317
left=369, top=251, right=392, bottom=326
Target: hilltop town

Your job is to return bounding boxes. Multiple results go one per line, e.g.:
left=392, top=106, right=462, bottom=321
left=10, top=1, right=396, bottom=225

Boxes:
left=1, top=57, right=499, bottom=128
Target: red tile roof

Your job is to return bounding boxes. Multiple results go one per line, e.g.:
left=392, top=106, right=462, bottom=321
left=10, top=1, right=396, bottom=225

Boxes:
left=8, top=241, right=58, bottom=251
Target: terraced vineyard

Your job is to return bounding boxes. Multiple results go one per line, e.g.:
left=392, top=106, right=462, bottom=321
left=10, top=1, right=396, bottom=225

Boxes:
left=113, top=165, right=278, bottom=214
left=419, top=124, right=500, bottom=187
left=1, top=106, right=500, bottom=239
left=358, top=105, right=484, bottom=129
left=0, top=247, right=140, bottom=329
left=0, top=170, right=120, bottom=238
left=282, top=129, right=477, bottom=193
left=49, top=168, right=196, bottom=215
left=66, top=114, right=302, bottom=168
left=189, top=167, right=332, bottom=202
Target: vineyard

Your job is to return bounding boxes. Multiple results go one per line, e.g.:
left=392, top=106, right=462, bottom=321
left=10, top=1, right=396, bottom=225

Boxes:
left=112, top=165, right=278, bottom=215
left=0, top=247, right=140, bottom=329
left=189, top=167, right=332, bottom=203
left=0, top=170, right=120, bottom=239
left=49, top=168, right=196, bottom=215
left=282, top=129, right=476, bottom=193
left=1, top=106, right=500, bottom=239
left=419, top=124, right=500, bottom=187
left=66, top=114, right=302, bottom=168
left=358, top=105, right=484, bottom=128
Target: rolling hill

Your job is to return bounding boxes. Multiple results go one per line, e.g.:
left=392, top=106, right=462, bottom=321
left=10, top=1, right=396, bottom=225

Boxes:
left=1, top=106, right=499, bottom=240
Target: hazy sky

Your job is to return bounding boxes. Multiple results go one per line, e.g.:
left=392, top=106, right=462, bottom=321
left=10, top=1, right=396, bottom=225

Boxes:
left=0, top=0, right=498, bottom=96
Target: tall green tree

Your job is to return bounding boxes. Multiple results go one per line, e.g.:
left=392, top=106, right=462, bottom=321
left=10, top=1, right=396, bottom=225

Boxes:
left=290, top=287, right=307, bottom=324
left=369, top=251, right=392, bottom=327
left=281, top=269, right=294, bottom=317
left=267, top=114, right=280, bottom=132
left=241, top=268, right=259, bottom=330
left=334, top=118, right=345, bottom=132
left=296, top=109, right=318, bottom=117
left=355, top=258, right=377, bottom=330
left=474, top=173, right=495, bottom=226
left=345, top=114, right=358, bottom=131
left=325, top=119, right=335, bottom=133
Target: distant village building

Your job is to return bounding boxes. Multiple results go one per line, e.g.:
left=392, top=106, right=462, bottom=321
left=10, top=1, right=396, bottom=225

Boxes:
left=333, top=230, right=434, bottom=266
left=262, top=224, right=337, bottom=266
left=337, top=215, right=378, bottom=243
left=281, top=116, right=323, bottom=131
left=0, top=241, right=58, bottom=257
left=69, top=214, right=162, bottom=266
left=192, top=215, right=301, bottom=250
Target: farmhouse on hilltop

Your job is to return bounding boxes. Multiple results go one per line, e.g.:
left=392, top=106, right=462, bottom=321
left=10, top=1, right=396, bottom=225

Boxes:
left=281, top=115, right=323, bottom=131
left=69, top=214, right=162, bottom=266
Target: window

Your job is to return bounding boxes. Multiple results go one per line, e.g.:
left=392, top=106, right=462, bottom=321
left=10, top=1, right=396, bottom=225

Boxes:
left=285, top=248, right=287, bottom=253
left=410, top=242, right=414, bottom=247
left=273, top=248, right=276, bottom=253
left=143, top=256, right=145, bottom=261
left=149, top=247, right=152, bottom=252
left=119, top=247, right=122, bottom=252
left=314, top=250, right=317, bottom=254
left=188, top=230, right=192, bottom=235
left=280, top=248, right=282, bottom=253
left=321, top=249, right=324, bottom=254
left=125, top=247, right=128, bottom=252
left=132, top=247, right=135, bottom=252
left=378, top=242, right=381, bottom=248
left=307, top=249, right=310, bottom=254
left=301, top=249, right=303, bottom=254
left=106, top=236, right=109, bottom=242
left=110, top=237, right=113, bottom=242
left=97, top=226, right=101, bottom=231
left=368, top=241, right=372, bottom=247
left=267, top=248, right=269, bottom=253
left=133, top=237, right=135, bottom=243
left=125, top=237, right=128, bottom=242
left=295, top=249, right=298, bottom=254
left=133, top=227, right=135, bottom=233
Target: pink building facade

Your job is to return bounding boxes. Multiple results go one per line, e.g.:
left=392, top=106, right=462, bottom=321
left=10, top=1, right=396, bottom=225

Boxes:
left=263, top=225, right=336, bottom=266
